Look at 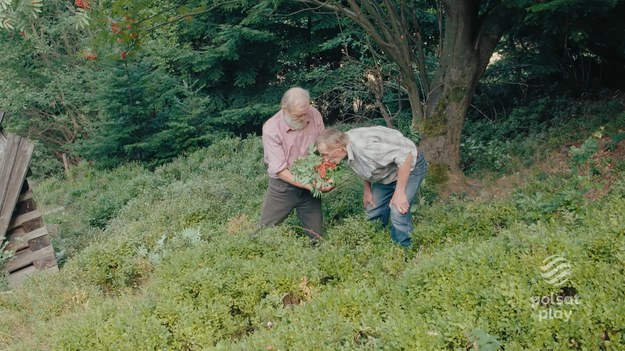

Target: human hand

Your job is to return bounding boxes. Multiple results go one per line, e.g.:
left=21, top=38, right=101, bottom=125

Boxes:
left=362, top=191, right=374, bottom=208
left=319, top=184, right=335, bottom=193
left=390, top=192, right=409, bottom=214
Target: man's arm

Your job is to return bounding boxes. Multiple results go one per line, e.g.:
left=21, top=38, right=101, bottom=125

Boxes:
left=262, top=129, right=288, bottom=177
left=362, top=180, right=374, bottom=208
left=277, top=168, right=314, bottom=191
left=389, top=153, right=412, bottom=214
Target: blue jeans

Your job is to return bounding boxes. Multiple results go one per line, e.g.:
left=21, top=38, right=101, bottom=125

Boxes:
left=365, top=153, right=427, bottom=247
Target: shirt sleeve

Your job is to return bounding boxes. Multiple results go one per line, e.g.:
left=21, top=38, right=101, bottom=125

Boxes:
left=262, top=125, right=287, bottom=176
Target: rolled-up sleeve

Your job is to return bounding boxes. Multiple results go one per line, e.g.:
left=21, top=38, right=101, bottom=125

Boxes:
left=262, top=126, right=287, bottom=177
left=396, top=137, right=417, bottom=169
left=348, top=126, right=418, bottom=183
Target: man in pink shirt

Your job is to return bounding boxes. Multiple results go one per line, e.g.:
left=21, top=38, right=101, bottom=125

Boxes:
left=260, top=87, right=327, bottom=239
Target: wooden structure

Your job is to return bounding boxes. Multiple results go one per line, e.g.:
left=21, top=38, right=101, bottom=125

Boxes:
left=0, top=111, right=58, bottom=286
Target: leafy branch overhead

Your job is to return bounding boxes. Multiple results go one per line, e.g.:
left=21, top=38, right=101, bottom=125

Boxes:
left=0, top=0, right=43, bottom=30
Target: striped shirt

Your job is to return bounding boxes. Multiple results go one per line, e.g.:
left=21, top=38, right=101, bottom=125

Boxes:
left=262, top=106, right=324, bottom=178
left=345, top=126, right=418, bottom=184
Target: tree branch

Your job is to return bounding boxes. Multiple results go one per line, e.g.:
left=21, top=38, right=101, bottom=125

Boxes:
left=142, top=0, right=240, bottom=33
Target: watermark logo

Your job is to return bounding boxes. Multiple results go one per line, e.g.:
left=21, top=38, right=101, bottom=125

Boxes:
left=532, top=254, right=580, bottom=322
left=540, top=255, right=572, bottom=287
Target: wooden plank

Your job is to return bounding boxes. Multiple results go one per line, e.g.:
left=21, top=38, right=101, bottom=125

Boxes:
left=17, top=189, right=34, bottom=203
left=0, top=135, right=34, bottom=240
left=7, top=210, right=43, bottom=232
left=0, top=136, right=19, bottom=201
left=0, top=137, right=20, bottom=238
left=15, top=198, right=36, bottom=217
left=0, top=130, right=6, bottom=153
left=28, top=234, right=51, bottom=251
left=6, top=245, right=55, bottom=272
left=6, top=226, right=49, bottom=251
left=0, top=111, right=6, bottom=152
left=33, top=247, right=57, bottom=270
left=6, top=265, right=37, bottom=286
left=7, top=264, right=58, bottom=287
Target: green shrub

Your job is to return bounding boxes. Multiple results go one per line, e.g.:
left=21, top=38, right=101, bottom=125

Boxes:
left=4, top=131, right=624, bottom=350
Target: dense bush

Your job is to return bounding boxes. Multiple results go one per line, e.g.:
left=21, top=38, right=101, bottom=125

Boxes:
left=462, top=95, right=625, bottom=175
left=8, top=188, right=623, bottom=350
left=3, top=131, right=625, bottom=350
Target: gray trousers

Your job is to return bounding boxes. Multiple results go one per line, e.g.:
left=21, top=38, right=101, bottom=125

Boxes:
left=259, top=178, right=323, bottom=239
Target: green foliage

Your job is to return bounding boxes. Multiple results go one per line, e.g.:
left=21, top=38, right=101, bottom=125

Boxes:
left=291, top=145, right=347, bottom=197
left=461, top=137, right=514, bottom=175
left=0, top=0, right=96, bottom=170
left=3, top=0, right=625, bottom=345
left=0, top=240, right=13, bottom=290
left=462, top=96, right=579, bottom=174
left=503, top=0, right=625, bottom=94
left=426, top=163, right=449, bottom=185
left=469, top=329, right=501, bottom=351
left=76, top=58, right=224, bottom=169
left=513, top=188, right=587, bottom=222
left=569, top=130, right=602, bottom=175
left=1, top=0, right=355, bottom=171
left=462, top=95, right=625, bottom=174
left=34, top=162, right=157, bottom=260
left=412, top=200, right=519, bottom=247
left=0, top=0, right=43, bottom=31
left=4, top=129, right=625, bottom=350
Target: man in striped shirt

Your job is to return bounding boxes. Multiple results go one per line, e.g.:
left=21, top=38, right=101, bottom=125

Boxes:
left=315, top=126, right=427, bottom=247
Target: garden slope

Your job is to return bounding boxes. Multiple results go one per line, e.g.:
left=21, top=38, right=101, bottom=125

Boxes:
left=1, top=136, right=625, bottom=350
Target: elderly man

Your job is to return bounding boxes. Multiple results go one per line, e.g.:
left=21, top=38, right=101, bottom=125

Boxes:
left=259, top=87, right=327, bottom=239
left=315, top=126, right=427, bottom=247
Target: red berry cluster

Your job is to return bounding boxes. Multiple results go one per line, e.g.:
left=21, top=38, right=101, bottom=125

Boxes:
left=314, top=160, right=337, bottom=180
left=83, top=52, right=97, bottom=60
left=75, top=0, right=90, bottom=9
left=111, top=17, right=138, bottom=60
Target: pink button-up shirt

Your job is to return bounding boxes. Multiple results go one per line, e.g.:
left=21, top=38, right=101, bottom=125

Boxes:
left=262, top=106, right=324, bottom=178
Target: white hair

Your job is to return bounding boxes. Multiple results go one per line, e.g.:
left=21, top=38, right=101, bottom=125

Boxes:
left=281, top=87, right=310, bottom=111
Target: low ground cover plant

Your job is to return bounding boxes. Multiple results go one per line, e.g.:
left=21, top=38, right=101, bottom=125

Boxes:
left=2, top=114, right=625, bottom=349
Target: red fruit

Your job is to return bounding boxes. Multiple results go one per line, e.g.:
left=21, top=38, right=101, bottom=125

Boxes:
left=75, top=0, right=90, bottom=9
left=314, top=161, right=337, bottom=180
left=83, top=51, right=97, bottom=60
left=318, top=168, right=327, bottom=179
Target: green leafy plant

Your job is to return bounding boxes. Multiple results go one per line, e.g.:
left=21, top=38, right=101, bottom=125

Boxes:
left=569, top=128, right=604, bottom=177
left=0, top=240, right=14, bottom=290
left=469, top=329, right=501, bottom=351
left=291, top=145, right=345, bottom=197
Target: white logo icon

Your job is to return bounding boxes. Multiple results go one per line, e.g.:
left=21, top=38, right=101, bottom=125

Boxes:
left=540, top=255, right=572, bottom=286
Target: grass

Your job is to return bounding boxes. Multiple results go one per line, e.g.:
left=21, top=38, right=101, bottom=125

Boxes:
left=1, top=97, right=624, bottom=350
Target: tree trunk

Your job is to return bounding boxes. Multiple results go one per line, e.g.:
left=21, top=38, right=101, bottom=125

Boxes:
left=296, top=0, right=518, bottom=176
left=418, top=0, right=498, bottom=176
